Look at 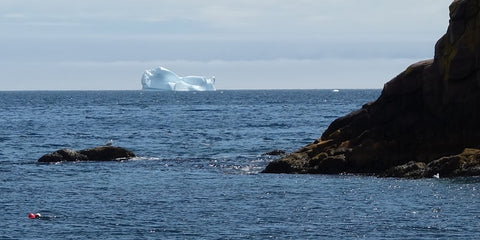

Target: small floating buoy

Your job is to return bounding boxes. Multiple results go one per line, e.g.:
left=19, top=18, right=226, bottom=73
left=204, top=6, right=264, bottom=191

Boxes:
left=28, top=213, right=41, bottom=219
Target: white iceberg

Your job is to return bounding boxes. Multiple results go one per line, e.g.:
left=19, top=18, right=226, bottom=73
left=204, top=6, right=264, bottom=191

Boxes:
left=141, top=66, right=216, bottom=91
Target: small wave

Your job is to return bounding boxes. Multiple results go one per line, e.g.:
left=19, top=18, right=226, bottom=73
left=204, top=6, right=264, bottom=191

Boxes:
left=323, top=115, right=340, bottom=119
left=184, top=109, right=218, bottom=112
left=0, top=136, right=10, bottom=142
left=221, top=164, right=263, bottom=175
left=130, top=156, right=161, bottom=161
left=217, top=156, right=273, bottom=175
left=245, top=123, right=290, bottom=128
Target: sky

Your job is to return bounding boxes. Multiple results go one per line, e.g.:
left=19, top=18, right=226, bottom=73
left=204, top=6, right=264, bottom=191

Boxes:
left=0, top=0, right=452, bottom=90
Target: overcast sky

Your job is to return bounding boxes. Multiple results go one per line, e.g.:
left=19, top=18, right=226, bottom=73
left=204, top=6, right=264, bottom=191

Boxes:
left=0, top=0, right=452, bottom=90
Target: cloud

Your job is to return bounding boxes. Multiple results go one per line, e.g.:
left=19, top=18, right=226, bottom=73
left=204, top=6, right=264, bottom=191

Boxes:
left=0, top=0, right=451, bottom=36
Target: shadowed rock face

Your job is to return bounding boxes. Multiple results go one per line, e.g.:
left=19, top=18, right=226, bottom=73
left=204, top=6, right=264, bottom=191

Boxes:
left=38, top=146, right=136, bottom=163
left=263, top=0, right=480, bottom=178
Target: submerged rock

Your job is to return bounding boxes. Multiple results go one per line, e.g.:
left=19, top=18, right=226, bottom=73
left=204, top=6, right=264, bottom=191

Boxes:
left=38, top=146, right=135, bottom=163
left=263, top=0, right=480, bottom=178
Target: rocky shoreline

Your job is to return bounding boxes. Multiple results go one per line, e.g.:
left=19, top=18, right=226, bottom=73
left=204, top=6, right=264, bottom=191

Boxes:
left=263, top=0, right=480, bottom=178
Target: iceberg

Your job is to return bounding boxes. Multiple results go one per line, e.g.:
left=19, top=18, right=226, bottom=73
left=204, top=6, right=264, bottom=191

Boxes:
left=141, top=66, right=216, bottom=91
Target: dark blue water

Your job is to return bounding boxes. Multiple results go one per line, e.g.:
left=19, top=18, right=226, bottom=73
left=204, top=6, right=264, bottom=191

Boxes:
left=1, top=90, right=479, bottom=239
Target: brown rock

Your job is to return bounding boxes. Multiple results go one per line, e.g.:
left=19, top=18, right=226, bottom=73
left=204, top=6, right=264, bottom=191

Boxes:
left=424, top=148, right=480, bottom=177
left=381, top=161, right=427, bottom=179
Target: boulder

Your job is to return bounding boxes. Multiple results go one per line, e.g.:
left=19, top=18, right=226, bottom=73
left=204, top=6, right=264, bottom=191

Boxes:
left=263, top=0, right=480, bottom=178
left=38, top=148, right=89, bottom=163
left=38, top=146, right=135, bottom=163
left=78, top=146, right=136, bottom=161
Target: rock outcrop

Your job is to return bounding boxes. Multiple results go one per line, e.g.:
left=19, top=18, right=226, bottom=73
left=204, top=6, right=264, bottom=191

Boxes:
left=263, top=0, right=480, bottom=178
left=380, top=148, right=480, bottom=178
left=38, top=146, right=136, bottom=163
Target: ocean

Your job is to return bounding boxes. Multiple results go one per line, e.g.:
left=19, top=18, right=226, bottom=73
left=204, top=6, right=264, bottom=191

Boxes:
left=1, top=90, right=479, bottom=239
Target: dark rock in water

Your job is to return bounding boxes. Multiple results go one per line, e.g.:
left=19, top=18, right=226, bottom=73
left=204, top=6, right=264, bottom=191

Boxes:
left=38, top=149, right=89, bottom=163
left=263, top=0, right=480, bottom=178
left=38, top=146, right=135, bottom=163
left=381, top=161, right=427, bottom=179
left=78, top=146, right=135, bottom=161
left=264, top=150, right=286, bottom=156
left=262, top=160, right=295, bottom=173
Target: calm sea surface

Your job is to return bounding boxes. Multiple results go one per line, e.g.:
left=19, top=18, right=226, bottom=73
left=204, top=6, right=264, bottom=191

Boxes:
left=1, top=90, right=479, bottom=239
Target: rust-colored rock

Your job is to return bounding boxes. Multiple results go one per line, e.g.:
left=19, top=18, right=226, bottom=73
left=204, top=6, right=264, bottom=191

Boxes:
left=263, top=0, right=480, bottom=178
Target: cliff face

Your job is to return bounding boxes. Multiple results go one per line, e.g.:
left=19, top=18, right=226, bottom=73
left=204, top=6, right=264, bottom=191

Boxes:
left=263, top=0, right=480, bottom=178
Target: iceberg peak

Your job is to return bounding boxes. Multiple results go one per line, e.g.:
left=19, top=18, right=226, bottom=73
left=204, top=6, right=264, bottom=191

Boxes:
left=141, top=66, right=216, bottom=91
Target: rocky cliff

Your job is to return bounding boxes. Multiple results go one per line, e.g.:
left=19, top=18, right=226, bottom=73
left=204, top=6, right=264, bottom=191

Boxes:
left=263, top=0, right=480, bottom=178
